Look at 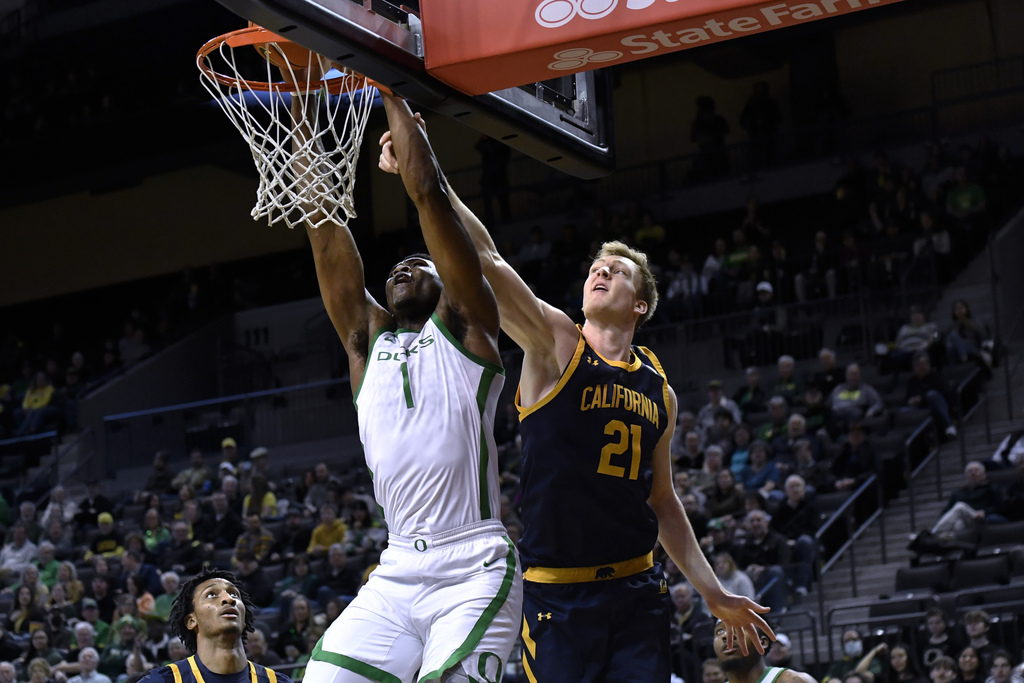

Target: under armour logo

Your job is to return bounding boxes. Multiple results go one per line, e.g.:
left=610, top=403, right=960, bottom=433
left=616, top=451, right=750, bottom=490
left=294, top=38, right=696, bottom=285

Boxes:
left=538, top=612, right=552, bottom=620
left=549, top=47, right=623, bottom=71
left=595, top=566, right=615, bottom=579
left=585, top=356, right=600, bottom=366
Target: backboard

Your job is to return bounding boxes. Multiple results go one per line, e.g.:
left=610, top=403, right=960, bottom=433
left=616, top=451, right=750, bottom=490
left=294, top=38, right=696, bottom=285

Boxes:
left=212, top=0, right=616, bottom=179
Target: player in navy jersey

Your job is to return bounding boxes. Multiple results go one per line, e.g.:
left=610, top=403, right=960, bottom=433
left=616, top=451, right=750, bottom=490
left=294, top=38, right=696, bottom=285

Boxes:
left=380, top=118, right=775, bottom=681
left=137, top=567, right=291, bottom=683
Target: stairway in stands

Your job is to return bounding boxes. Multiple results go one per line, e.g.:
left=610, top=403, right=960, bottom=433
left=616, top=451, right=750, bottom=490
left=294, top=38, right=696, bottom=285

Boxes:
left=794, top=246, right=1024, bottom=669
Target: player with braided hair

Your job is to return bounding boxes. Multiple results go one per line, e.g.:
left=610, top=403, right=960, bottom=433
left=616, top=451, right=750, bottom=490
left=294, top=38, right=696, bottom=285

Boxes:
left=138, top=567, right=290, bottom=683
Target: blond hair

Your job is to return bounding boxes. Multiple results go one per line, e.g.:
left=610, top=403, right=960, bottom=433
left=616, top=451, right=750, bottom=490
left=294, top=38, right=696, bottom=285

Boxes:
left=593, top=241, right=658, bottom=329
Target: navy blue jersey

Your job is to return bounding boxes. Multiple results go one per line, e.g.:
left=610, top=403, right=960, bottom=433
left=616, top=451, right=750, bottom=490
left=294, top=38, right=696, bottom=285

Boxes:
left=517, top=329, right=670, bottom=570
left=138, top=656, right=291, bottom=683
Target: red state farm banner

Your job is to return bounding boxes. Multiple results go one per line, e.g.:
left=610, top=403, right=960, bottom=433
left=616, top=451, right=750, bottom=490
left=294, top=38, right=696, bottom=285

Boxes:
left=421, top=0, right=905, bottom=96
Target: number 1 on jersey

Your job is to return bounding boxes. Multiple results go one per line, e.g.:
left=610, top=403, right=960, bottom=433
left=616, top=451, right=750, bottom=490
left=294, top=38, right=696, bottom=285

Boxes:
left=597, top=420, right=641, bottom=480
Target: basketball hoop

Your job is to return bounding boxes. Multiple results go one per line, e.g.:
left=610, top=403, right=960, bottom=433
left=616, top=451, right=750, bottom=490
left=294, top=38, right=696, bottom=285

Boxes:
left=197, top=25, right=386, bottom=229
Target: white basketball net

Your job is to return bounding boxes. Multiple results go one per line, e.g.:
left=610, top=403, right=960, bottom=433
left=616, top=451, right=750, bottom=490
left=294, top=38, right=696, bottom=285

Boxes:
left=197, top=40, right=377, bottom=230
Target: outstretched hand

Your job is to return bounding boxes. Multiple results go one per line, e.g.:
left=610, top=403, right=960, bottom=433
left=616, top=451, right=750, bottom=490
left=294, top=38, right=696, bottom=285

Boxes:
left=708, top=592, right=775, bottom=656
left=378, top=112, right=426, bottom=174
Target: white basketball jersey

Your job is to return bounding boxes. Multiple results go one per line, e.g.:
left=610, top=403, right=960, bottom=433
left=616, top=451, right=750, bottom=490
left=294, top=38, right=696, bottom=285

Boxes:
left=355, top=313, right=505, bottom=538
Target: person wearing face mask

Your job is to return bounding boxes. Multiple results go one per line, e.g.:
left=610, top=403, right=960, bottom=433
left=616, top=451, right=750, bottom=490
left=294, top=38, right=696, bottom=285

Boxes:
left=825, top=630, right=883, bottom=683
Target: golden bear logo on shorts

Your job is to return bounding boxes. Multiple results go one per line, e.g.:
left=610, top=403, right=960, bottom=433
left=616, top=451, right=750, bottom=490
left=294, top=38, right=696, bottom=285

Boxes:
left=595, top=566, right=616, bottom=580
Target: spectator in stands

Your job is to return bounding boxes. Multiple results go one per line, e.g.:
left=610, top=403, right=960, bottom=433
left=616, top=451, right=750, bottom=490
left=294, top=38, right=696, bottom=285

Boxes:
left=40, top=487, right=77, bottom=528
left=795, top=231, right=839, bottom=303
left=307, top=504, right=347, bottom=558
left=772, top=356, right=804, bottom=407
left=703, top=659, right=727, bottom=683
left=697, top=380, right=743, bottom=441
left=274, top=554, right=319, bottom=611
left=961, top=611, right=998, bottom=672
left=0, top=522, right=38, bottom=586
left=233, top=513, right=276, bottom=566
left=88, top=574, right=117, bottom=625
left=706, top=410, right=738, bottom=462
left=707, top=470, right=745, bottom=519
left=8, top=565, right=50, bottom=607
left=136, top=452, right=174, bottom=503
left=945, top=167, right=986, bottom=228
left=75, top=480, right=114, bottom=533
left=729, top=424, right=753, bottom=476
left=758, top=396, right=790, bottom=445
left=766, top=633, right=798, bottom=671
left=880, top=306, right=942, bottom=388
left=247, top=447, right=276, bottom=490
left=669, top=582, right=711, bottom=646
left=996, top=456, right=1024, bottom=521
left=342, top=500, right=384, bottom=557
left=152, top=572, right=179, bottom=623
left=242, top=475, right=277, bottom=520
left=246, top=628, right=282, bottom=668
left=219, top=437, right=240, bottom=469
left=55, top=623, right=99, bottom=676
left=905, top=351, right=958, bottom=440
left=269, top=509, right=313, bottom=565
left=303, top=463, right=335, bottom=513
left=739, top=281, right=787, bottom=366
left=986, top=651, right=1021, bottom=683
left=772, top=414, right=820, bottom=465
left=43, top=519, right=73, bottom=561
left=792, top=440, right=831, bottom=492
left=118, top=551, right=161, bottom=597
left=234, top=552, right=273, bottom=609
left=98, top=615, right=139, bottom=679
left=220, top=474, right=243, bottom=517
left=141, top=509, right=170, bottom=558
left=19, top=626, right=63, bottom=673
left=738, top=441, right=781, bottom=500
left=317, top=543, right=361, bottom=605
left=711, top=552, right=755, bottom=601
left=959, top=646, right=983, bottom=683
left=170, top=450, right=212, bottom=495
left=732, top=509, right=790, bottom=614
left=156, top=521, right=203, bottom=575
left=825, top=629, right=881, bottom=683
left=33, top=542, right=59, bottom=591
left=14, top=371, right=58, bottom=436
left=812, top=348, right=843, bottom=398
left=24, top=658, right=58, bottom=683
left=930, top=462, right=1006, bottom=535
left=7, top=502, right=42, bottom=545
left=676, top=470, right=708, bottom=510
left=770, top=475, right=818, bottom=594
left=803, top=386, right=829, bottom=437
left=677, top=430, right=706, bottom=470
left=664, top=254, right=708, bottom=321
left=84, top=513, right=123, bottom=561
left=56, top=562, right=84, bottom=605
left=946, top=300, right=990, bottom=369
left=275, top=595, right=313, bottom=661
left=124, top=574, right=154, bottom=619
left=79, top=598, right=110, bottom=648
left=671, top=411, right=701, bottom=460
left=827, top=364, right=885, bottom=435
left=6, top=584, right=44, bottom=635
left=681, top=493, right=710, bottom=540
left=861, top=643, right=925, bottom=683
left=204, top=492, right=243, bottom=552
left=0, top=660, right=15, bottom=683
left=734, top=367, right=768, bottom=418
left=830, top=422, right=877, bottom=492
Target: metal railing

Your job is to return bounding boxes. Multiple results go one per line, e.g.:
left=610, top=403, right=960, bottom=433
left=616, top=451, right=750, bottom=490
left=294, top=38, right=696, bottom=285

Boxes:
left=102, top=378, right=358, bottom=475
left=23, top=427, right=97, bottom=508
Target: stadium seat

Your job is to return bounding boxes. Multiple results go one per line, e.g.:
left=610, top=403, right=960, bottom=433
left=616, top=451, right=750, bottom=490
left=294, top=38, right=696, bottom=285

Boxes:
left=951, top=555, right=1010, bottom=589
left=813, top=491, right=852, bottom=515
left=895, top=562, right=951, bottom=593
left=979, top=520, right=1024, bottom=550
left=1009, top=548, right=1024, bottom=578
left=211, top=547, right=235, bottom=570
left=892, top=408, right=931, bottom=430
left=263, top=563, right=286, bottom=584
left=986, top=468, right=1022, bottom=489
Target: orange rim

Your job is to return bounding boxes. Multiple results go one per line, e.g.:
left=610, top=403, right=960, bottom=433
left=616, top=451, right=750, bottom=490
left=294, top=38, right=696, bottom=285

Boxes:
left=197, top=25, right=391, bottom=96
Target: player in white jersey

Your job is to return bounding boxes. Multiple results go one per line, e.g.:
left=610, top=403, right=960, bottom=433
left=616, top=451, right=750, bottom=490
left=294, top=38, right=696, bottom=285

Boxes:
left=714, top=620, right=818, bottom=683
left=296, top=82, right=522, bottom=682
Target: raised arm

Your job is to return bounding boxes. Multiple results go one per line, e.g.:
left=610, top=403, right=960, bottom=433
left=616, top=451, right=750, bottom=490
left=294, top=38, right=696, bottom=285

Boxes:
left=648, top=385, right=774, bottom=656
left=289, top=84, right=390, bottom=381
left=379, top=95, right=499, bottom=354
left=378, top=116, right=578, bottom=399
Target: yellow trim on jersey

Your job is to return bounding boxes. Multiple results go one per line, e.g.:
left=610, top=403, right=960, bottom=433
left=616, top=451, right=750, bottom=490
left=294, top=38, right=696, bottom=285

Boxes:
left=591, top=333, right=642, bottom=371
left=516, top=331, right=586, bottom=421
left=637, top=345, right=671, bottom=413
left=266, top=666, right=278, bottom=683
left=523, top=551, right=653, bottom=584
left=184, top=656, right=259, bottom=683
left=169, top=664, right=182, bottom=683
left=521, top=620, right=539, bottom=683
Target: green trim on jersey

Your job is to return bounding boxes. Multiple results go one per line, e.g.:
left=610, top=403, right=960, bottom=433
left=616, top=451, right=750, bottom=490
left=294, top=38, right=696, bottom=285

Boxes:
left=417, top=536, right=518, bottom=683
left=475, top=367, right=499, bottom=519
left=401, top=360, right=413, bottom=409
left=353, top=327, right=392, bottom=409
left=757, top=667, right=788, bottom=683
left=310, top=641, right=401, bottom=683
left=430, top=313, right=504, bottom=376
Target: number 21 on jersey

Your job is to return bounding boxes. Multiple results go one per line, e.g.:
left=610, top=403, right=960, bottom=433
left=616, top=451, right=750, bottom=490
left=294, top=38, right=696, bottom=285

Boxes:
left=597, top=419, right=641, bottom=479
